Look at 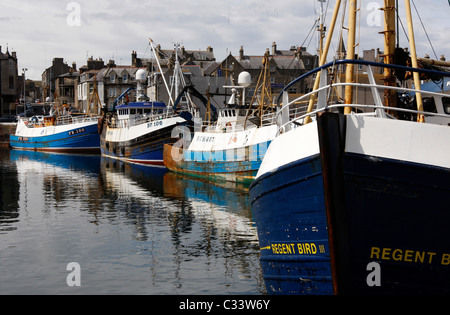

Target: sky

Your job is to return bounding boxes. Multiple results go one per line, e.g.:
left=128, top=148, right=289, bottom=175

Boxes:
left=1, top=0, right=449, bottom=81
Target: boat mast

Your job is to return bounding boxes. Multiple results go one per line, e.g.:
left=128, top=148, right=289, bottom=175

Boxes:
left=174, top=43, right=180, bottom=104
left=305, top=0, right=342, bottom=124
left=404, top=0, right=424, bottom=122
left=318, top=0, right=327, bottom=57
left=381, top=0, right=397, bottom=109
left=149, top=38, right=175, bottom=108
left=344, top=0, right=358, bottom=114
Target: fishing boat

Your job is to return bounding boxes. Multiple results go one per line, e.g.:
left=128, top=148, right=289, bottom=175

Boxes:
left=163, top=52, right=278, bottom=185
left=250, top=0, right=450, bottom=295
left=9, top=99, right=101, bottom=153
left=100, top=39, right=196, bottom=166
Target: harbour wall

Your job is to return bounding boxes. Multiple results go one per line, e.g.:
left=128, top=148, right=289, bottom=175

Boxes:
left=0, top=123, right=16, bottom=148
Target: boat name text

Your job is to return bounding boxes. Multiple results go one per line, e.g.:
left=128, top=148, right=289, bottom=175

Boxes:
left=196, top=135, right=215, bottom=143
left=370, top=247, right=450, bottom=265
left=268, top=242, right=326, bottom=255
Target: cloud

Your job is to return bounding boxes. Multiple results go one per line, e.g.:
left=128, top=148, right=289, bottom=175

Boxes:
left=0, top=0, right=448, bottom=80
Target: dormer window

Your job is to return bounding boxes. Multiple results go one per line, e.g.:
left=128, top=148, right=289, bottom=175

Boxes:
left=110, top=74, right=115, bottom=83
left=123, top=74, right=128, bottom=83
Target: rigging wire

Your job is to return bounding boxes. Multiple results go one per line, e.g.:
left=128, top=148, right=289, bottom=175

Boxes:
left=300, top=18, right=319, bottom=50
left=411, top=0, right=438, bottom=59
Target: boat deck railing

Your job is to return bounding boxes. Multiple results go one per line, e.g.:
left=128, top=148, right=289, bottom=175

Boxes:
left=20, top=115, right=100, bottom=128
left=276, top=59, right=450, bottom=135
left=55, top=115, right=99, bottom=126
left=107, top=109, right=178, bottom=128
left=201, top=111, right=278, bottom=133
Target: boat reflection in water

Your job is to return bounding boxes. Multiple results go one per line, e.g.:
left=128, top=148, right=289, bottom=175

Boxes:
left=0, top=150, right=264, bottom=295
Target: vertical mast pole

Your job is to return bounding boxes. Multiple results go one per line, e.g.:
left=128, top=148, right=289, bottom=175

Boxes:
left=381, top=0, right=397, bottom=109
left=304, top=0, right=342, bottom=124
left=318, top=0, right=326, bottom=57
left=344, top=0, right=358, bottom=114
left=404, top=0, right=424, bottom=122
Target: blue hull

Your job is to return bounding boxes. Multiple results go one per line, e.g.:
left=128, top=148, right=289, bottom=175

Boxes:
left=101, top=124, right=177, bottom=166
left=250, top=112, right=450, bottom=294
left=9, top=123, right=100, bottom=153
left=250, top=154, right=334, bottom=295
left=163, top=141, right=271, bottom=185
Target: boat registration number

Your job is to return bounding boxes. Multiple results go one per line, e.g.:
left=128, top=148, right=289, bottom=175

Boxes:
left=148, top=121, right=163, bottom=128
left=69, top=128, right=86, bottom=136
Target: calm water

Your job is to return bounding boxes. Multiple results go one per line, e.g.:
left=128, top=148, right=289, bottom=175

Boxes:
left=0, top=149, right=265, bottom=295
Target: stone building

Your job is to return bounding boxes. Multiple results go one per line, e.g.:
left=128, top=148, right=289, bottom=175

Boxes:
left=55, top=70, right=79, bottom=108
left=211, top=42, right=318, bottom=102
left=97, top=65, right=147, bottom=111
left=0, top=46, right=19, bottom=116
left=41, top=58, right=72, bottom=102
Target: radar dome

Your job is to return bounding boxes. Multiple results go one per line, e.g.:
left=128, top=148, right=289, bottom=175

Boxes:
left=136, top=69, right=147, bottom=83
left=238, top=72, right=251, bottom=87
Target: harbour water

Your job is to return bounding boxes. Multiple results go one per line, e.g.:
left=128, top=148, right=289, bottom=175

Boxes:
left=0, top=149, right=265, bottom=295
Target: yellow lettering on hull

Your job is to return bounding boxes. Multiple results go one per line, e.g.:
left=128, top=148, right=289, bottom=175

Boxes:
left=370, top=246, right=450, bottom=266
left=268, top=243, right=320, bottom=255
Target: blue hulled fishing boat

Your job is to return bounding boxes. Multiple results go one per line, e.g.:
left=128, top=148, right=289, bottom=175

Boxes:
left=163, top=53, right=278, bottom=185
left=250, top=0, right=450, bottom=294
left=10, top=114, right=100, bottom=153
left=100, top=39, right=195, bottom=166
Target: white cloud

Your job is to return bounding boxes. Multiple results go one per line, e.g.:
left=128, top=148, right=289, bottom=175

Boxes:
left=0, top=0, right=448, bottom=80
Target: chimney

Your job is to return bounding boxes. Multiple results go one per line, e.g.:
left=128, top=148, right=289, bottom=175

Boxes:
left=72, top=62, right=77, bottom=71
left=272, top=42, right=277, bottom=56
left=239, top=46, right=244, bottom=60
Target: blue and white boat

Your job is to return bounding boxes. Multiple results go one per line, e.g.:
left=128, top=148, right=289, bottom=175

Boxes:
left=250, top=0, right=450, bottom=295
left=100, top=99, right=189, bottom=166
left=163, top=55, right=278, bottom=185
left=100, top=40, right=196, bottom=166
left=10, top=114, right=101, bottom=153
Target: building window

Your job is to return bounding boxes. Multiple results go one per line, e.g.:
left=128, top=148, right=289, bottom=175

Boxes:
left=109, top=88, right=116, bottom=97
left=110, top=74, right=115, bottom=83
left=123, top=74, right=128, bottom=83
left=9, top=76, right=14, bottom=89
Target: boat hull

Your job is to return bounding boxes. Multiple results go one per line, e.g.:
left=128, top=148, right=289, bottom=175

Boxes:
left=9, top=121, right=100, bottom=153
left=250, top=112, right=450, bottom=294
left=101, top=117, right=186, bottom=166
left=163, top=125, right=277, bottom=184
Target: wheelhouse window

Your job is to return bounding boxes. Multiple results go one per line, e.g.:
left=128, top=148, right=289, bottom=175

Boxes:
left=443, top=97, right=450, bottom=115
left=423, top=97, right=437, bottom=113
